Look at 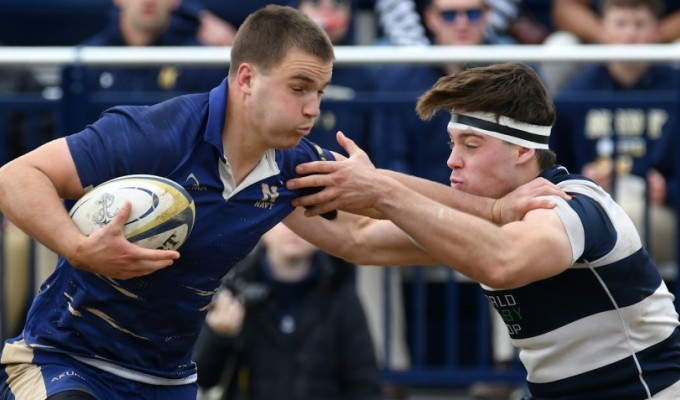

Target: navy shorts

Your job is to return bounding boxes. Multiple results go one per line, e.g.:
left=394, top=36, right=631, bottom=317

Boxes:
left=0, top=341, right=197, bottom=400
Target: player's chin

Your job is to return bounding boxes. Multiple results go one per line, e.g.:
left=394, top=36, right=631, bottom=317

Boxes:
left=450, top=181, right=463, bottom=190
left=281, top=133, right=307, bottom=148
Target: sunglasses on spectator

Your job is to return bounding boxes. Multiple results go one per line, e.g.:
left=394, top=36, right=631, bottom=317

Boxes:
left=438, top=8, right=483, bottom=23
left=306, top=0, right=350, bottom=8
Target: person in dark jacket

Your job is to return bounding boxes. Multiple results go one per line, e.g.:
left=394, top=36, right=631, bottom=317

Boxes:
left=193, top=222, right=384, bottom=400
left=80, top=0, right=224, bottom=94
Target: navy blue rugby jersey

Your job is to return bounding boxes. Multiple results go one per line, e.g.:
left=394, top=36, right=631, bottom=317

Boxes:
left=483, top=165, right=680, bottom=399
left=17, top=79, right=334, bottom=383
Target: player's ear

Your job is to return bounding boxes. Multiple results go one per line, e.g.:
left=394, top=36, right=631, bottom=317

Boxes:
left=516, top=146, right=535, bottom=165
left=236, top=63, right=255, bottom=94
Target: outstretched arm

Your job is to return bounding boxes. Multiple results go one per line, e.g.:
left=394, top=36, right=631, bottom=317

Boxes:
left=287, top=135, right=573, bottom=288
left=283, top=207, right=438, bottom=267
left=290, top=132, right=568, bottom=224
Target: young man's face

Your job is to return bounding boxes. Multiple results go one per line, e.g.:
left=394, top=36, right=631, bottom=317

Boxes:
left=425, top=0, right=487, bottom=46
left=600, top=5, right=658, bottom=44
left=262, top=223, right=317, bottom=266
left=116, top=0, right=178, bottom=33
left=245, top=49, right=333, bottom=150
left=446, top=128, right=522, bottom=199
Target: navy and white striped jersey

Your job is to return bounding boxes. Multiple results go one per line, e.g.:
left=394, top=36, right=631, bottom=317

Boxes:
left=483, top=165, right=680, bottom=399
left=10, top=79, right=334, bottom=384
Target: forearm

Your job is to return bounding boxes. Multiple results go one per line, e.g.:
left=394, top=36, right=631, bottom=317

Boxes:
left=372, top=179, right=515, bottom=285
left=551, top=0, right=600, bottom=43
left=284, top=207, right=435, bottom=266
left=0, top=162, right=83, bottom=259
left=658, top=12, right=680, bottom=43
left=381, top=169, right=495, bottom=221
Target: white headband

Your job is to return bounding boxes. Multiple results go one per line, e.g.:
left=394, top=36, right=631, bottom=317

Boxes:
left=447, top=111, right=552, bottom=149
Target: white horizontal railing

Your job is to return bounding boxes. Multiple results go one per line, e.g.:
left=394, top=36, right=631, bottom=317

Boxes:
left=1, top=44, right=680, bottom=67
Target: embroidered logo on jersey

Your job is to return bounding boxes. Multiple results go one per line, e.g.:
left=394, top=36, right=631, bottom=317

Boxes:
left=255, top=184, right=279, bottom=210
left=185, top=173, right=207, bottom=191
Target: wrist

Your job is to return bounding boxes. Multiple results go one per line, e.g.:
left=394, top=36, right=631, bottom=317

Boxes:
left=490, top=198, right=502, bottom=225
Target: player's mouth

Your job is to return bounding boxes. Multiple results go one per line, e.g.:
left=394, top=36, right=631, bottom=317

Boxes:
left=298, top=125, right=313, bottom=135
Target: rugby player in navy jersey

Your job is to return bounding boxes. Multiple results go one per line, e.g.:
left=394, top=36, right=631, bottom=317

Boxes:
left=288, top=62, right=680, bottom=399
left=0, top=5, right=565, bottom=400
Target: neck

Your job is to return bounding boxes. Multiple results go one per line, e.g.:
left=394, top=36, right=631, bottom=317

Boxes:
left=224, top=93, right=270, bottom=186
left=120, top=22, right=161, bottom=46
left=608, top=62, right=649, bottom=88
left=267, top=254, right=312, bottom=282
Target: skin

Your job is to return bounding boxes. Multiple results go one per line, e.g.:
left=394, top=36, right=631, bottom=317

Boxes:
left=0, top=48, right=332, bottom=280
left=197, top=10, right=237, bottom=46
left=424, top=0, right=488, bottom=46
left=552, top=0, right=680, bottom=43
left=579, top=3, right=668, bottom=204
left=0, top=46, right=566, bottom=280
left=299, top=0, right=351, bottom=44
left=114, top=0, right=180, bottom=46
left=423, top=0, right=488, bottom=74
left=286, top=131, right=574, bottom=289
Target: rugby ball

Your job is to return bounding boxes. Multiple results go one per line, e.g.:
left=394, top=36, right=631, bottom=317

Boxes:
left=69, top=175, right=195, bottom=250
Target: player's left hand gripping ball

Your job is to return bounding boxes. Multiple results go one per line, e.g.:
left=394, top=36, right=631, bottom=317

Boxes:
left=69, top=175, right=195, bottom=250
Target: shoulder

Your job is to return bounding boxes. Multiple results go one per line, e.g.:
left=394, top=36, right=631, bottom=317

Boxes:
left=106, top=92, right=209, bottom=125
left=646, top=65, right=680, bottom=86
left=560, top=65, right=609, bottom=91
left=276, top=138, right=335, bottom=179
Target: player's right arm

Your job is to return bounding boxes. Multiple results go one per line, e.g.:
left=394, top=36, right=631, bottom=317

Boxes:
left=284, top=207, right=438, bottom=267
left=0, top=138, right=178, bottom=279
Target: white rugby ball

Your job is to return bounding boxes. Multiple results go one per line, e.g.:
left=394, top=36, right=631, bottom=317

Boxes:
left=69, top=175, right=195, bottom=250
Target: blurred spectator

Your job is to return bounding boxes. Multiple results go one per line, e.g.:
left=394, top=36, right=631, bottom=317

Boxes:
left=81, top=0, right=224, bottom=93
left=176, top=0, right=429, bottom=46
left=192, top=223, right=383, bottom=400
left=486, top=0, right=550, bottom=44
left=540, top=0, right=680, bottom=94
left=371, top=1, right=520, bottom=398
left=550, top=0, right=677, bottom=270
left=373, top=0, right=514, bottom=185
left=294, top=2, right=411, bottom=397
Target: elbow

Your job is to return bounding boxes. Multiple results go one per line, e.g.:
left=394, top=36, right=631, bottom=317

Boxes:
left=331, top=242, right=376, bottom=266
left=476, top=253, right=526, bottom=289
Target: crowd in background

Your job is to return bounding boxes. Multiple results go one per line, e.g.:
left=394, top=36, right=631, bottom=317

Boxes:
left=1, top=1, right=679, bottom=400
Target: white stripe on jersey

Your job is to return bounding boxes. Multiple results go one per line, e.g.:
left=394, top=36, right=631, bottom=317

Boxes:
left=70, top=354, right=197, bottom=386
left=515, top=283, right=679, bottom=383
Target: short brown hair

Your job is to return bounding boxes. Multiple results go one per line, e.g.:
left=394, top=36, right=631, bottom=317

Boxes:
left=599, top=0, right=664, bottom=18
left=228, top=5, right=335, bottom=79
left=416, top=63, right=557, bottom=169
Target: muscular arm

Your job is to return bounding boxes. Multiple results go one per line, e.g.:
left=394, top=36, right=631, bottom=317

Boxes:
left=284, top=207, right=437, bottom=266
left=0, top=138, right=86, bottom=256
left=287, top=173, right=572, bottom=288
left=302, top=136, right=567, bottom=224
left=287, top=133, right=573, bottom=287
left=0, top=138, right=179, bottom=279
left=369, top=175, right=574, bottom=288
